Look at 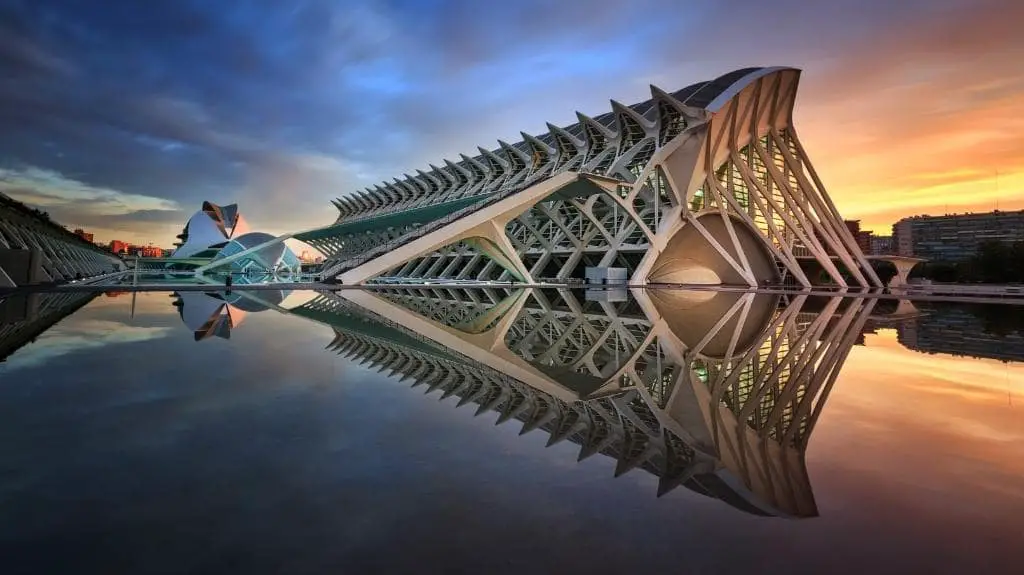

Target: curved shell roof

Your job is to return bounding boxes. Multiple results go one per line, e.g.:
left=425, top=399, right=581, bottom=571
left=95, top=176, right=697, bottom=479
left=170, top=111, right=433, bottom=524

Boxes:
left=212, top=231, right=289, bottom=269
left=172, top=209, right=229, bottom=258
left=171, top=203, right=255, bottom=258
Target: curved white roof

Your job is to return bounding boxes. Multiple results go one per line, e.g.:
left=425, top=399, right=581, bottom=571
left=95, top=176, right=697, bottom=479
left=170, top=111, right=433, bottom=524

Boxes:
left=171, top=203, right=257, bottom=258
left=212, top=232, right=289, bottom=269
left=172, top=209, right=228, bottom=258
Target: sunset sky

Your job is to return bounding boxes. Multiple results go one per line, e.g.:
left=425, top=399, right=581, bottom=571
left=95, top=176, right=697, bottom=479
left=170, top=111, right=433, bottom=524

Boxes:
left=1, top=0, right=1021, bottom=246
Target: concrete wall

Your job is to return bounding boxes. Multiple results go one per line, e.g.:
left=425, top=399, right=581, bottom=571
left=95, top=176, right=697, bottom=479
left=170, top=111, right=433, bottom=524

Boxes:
left=0, top=248, right=46, bottom=286
left=0, top=293, right=39, bottom=323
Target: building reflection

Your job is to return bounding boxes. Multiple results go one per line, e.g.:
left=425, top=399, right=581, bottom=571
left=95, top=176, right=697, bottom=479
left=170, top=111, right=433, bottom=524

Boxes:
left=5, top=285, right=1024, bottom=518
left=895, top=303, right=1024, bottom=363
left=0, top=291, right=98, bottom=362
left=171, top=290, right=285, bottom=341
left=279, top=287, right=878, bottom=518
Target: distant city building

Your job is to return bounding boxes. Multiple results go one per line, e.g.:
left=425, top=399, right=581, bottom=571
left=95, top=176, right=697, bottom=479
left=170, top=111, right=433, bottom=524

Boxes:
left=892, top=210, right=1024, bottom=260
left=892, top=219, right=914, bottom=257
left=869, top=235, right=893, bottom=255
left=109, top=240, right=130, bottom=255
left=898, top=306, right=1024, bottom=363
left=840, top=220, right=873, bottom=256
left=73, top=228, right=94, bottom=243
left=299, top=250, right=318, bottom=264
left=109, top=241, right=163, bottom=258
left=126, top=245, right=164, bottom=258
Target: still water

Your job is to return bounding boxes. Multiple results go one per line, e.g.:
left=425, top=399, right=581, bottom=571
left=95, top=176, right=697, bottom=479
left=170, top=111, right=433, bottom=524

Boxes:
left=1, top=287, right=1023, bottom=574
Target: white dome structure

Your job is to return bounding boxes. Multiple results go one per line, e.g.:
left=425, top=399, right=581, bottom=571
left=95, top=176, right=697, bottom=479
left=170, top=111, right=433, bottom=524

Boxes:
left=172, top=290, right=286, bottom=341
left=166, top=201, right=301, bottom=277
left=211, top=231, right=297, bottom=273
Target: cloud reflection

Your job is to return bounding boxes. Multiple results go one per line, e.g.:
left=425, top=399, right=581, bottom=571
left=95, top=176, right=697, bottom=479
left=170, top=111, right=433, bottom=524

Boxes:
left=0, top=318, right=170, bottom=371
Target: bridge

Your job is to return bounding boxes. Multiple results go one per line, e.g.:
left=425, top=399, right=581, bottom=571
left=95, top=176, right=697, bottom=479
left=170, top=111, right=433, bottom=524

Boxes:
left=198, top=67, right=881, bottom=289
left=0, top=193, right=125, bottom=287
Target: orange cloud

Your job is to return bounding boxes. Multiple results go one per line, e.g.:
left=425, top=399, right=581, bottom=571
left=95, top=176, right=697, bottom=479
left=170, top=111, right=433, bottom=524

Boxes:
left=793, top=0, right=1024, bottom=233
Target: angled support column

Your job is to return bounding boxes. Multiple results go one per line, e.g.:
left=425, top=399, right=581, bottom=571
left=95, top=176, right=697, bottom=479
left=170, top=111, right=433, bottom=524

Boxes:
left=462, top=220, right=534, bottom=283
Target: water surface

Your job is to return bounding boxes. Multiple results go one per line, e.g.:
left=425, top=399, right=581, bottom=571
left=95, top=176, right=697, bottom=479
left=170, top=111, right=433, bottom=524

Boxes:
left=1, top=288, right=1022, bottom=574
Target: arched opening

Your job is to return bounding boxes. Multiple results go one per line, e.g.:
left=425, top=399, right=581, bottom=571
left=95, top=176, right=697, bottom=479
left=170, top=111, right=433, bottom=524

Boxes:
left=649, top=290, right=780, bottom=358
left=647, top=213, right=779, bottom=286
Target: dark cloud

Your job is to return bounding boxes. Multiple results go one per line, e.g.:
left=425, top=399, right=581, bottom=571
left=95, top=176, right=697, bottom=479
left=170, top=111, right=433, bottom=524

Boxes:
left=44, top=208, right=186, bottom=238
left=1, top=0, right=1022, bottom=243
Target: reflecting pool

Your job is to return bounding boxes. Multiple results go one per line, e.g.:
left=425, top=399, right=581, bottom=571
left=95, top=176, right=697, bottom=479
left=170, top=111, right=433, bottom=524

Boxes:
left=1, top=288, right=1023, bottom=574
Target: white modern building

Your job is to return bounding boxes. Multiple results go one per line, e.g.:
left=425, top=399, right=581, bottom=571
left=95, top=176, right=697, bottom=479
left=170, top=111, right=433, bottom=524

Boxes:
left=251, top=66, right=880, bottom=288
left=169, top=202, right=300, bottom=275
left=172, top=202, right=251, bottom=258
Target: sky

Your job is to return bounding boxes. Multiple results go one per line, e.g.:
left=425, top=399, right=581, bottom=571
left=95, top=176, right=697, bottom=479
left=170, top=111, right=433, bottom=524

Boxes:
left=0, top=0, right=1022, bottom=246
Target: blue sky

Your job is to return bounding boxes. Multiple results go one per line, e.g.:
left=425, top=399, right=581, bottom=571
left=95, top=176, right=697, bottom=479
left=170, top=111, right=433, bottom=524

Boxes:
left=1, top=0, right=1022, bottom=244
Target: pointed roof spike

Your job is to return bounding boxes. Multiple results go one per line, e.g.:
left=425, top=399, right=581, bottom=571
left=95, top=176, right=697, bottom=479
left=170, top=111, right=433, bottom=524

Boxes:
left=406, top=173, right=428, bottom=194
left=498, top=139, right=531, bottom=162
left=365, top=187, right=383, bottom=207
left=577, top=439, right=603, bottom=462
left=416, top=169, right=442, bottom=191
left=356, top=192, right=373, bottom=210
left=428, top=163, right=456, bottom=186
left=656, top=476, right=681, bottom=498
left=546, top=122, right=585, bottom=148
left=575, top=111, right=616, bottom=138
left=651, top=84, right=711, bottom=123
left=521, top=131, right=556, bottom=153
left=379, top=185, right=397, bottom=203
left=520, top=406, right=553, bottom=435
left=611, top=99, right=654, bottom=129
left=444, top=159, right=473, bottom=188
left=474, top=399, right=495, bottom=417
left=478, top=146, right=509, bottom=168
left=389, top=178, right=410, bottom=200
left=459, top=154, right=490, bottom=182
left=478, top=146, right=505, bottom=161
left=381, top=183, right=401, bottom=202
left=445, top=158, right=471, bottom=176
